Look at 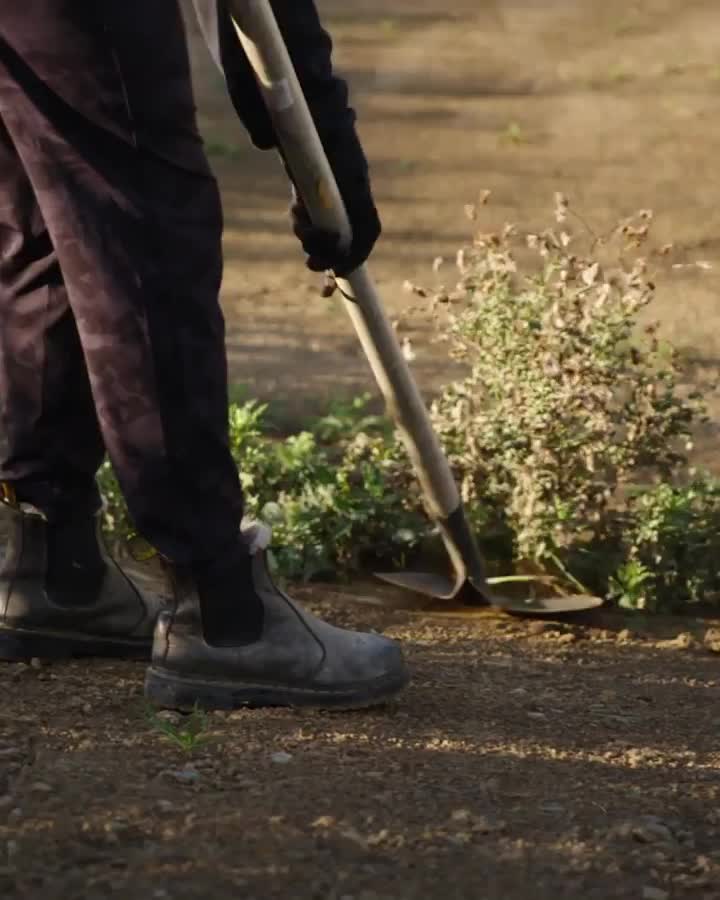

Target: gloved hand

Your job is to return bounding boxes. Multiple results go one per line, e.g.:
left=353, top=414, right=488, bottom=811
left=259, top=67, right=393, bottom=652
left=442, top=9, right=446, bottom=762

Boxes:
left=289, top=130, right=381, bottom=277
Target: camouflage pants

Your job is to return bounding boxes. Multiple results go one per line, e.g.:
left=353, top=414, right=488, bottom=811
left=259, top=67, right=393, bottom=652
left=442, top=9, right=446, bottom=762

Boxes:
left=0, top=0, right=244, bottom=563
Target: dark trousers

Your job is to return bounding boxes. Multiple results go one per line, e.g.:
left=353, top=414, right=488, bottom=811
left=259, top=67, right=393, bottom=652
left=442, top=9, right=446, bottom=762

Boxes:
left=0, top=1, right=243, bottom=563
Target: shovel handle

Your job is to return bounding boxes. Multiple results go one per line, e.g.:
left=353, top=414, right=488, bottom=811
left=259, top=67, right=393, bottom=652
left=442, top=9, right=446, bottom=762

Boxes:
left=228, top=0, right=487, bottom=584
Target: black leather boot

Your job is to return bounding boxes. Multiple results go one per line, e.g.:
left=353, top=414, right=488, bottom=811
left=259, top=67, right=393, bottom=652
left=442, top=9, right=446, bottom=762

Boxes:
left=0, top=494, right=164, bottom=661
left=145, top=521, right=410, bottom=710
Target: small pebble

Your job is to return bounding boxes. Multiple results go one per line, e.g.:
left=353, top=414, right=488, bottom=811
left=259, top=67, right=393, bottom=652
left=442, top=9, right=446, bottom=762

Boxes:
left=703, top=628, right=720, bottom=653
left=446, top=832, right=472, bottom=846
left=539, top=803, right=565, bottom=815
left=471, top=816, right=505, bottom=834
left=30, top=782, right=53, bottom=794
left=642, top=887, right=669, bottom=900
left=630, top=816, right=674, bottom=844
left=155, top=711, right=182, bottom=725
left=450, top=809, right=471, bottom=823
left=656, top=632, right=695, bottom=650
left=0, top=747, right=21, bottom=761
left=271, top=752, right=293, bottom=765
left=164, top=767, right=199, bottom=785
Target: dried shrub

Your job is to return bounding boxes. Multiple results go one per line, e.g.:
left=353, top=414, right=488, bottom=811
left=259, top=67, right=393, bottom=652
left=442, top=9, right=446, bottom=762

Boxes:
left=423, top=195, right=709, bottom=595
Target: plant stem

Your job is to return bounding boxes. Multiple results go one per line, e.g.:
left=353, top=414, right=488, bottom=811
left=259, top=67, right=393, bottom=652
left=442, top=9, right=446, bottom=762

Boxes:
left=487, top=574, right=562, bottom=585
left=548, top=552, right=593, bottom=595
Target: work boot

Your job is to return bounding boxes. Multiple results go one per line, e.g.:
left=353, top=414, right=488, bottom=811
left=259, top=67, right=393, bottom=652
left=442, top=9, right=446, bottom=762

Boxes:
left=0, top=490, right=164, bottom=661
left=145, top=521, right=410, bottom=710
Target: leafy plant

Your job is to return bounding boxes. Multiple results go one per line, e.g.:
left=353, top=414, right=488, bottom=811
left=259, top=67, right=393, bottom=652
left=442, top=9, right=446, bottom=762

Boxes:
left=227, top=394, right=421, bottom=579
left=311, top=393, right=387, bottom=444
left=609, top=559, right=655, bottom=611
left=424, top=196, right=706, bottom=593
left=100, top=396, right=421, bottom=582
left=266, top=431, right=420, bottom=580
left=500, top=122, right=530, bottom=145
left=146, top=704, right=210, bottom=754
left=619, top=476, right=720, bottom=610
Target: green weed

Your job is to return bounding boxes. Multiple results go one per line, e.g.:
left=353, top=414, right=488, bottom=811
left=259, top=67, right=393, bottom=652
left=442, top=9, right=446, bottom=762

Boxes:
left=146, top=704, right=210, bottom=754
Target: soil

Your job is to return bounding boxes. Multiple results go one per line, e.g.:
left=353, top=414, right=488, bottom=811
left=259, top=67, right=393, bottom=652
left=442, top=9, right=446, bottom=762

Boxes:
left=1, top=591, right=720, bottom=900
left=3, top=2, right=720, bottom=898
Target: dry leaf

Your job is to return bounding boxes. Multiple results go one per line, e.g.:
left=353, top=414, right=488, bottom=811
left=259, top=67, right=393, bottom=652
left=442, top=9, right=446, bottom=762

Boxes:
left=582, top=262, right=600, bottom=286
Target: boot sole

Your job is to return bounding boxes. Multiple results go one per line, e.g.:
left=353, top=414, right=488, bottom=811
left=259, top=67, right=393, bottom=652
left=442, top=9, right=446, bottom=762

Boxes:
left=144, top=665, right=410, bottom=712
left=0, top=625, right=151, bottom=662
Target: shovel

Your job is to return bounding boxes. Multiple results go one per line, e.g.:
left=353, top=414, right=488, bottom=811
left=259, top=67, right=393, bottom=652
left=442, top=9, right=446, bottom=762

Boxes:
left=227, top=0, right=602, bottom=616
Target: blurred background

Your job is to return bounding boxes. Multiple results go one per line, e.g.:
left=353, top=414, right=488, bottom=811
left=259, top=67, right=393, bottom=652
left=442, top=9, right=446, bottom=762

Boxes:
left=181, top=0, right=720, bottom=462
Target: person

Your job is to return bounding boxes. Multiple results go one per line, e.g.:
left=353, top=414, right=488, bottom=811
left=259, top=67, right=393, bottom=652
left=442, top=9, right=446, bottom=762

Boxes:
left=0, top=1, right=409, bottom=710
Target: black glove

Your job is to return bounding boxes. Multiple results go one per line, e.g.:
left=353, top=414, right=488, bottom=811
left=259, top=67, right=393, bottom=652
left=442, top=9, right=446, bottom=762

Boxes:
left=289, top=130, right=381, bottom=277
left=200, top=0, right=381, bottom=274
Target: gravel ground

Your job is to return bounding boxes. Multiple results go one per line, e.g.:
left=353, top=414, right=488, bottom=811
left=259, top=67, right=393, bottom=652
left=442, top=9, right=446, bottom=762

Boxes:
left=2, top=590, right=719, bottom=900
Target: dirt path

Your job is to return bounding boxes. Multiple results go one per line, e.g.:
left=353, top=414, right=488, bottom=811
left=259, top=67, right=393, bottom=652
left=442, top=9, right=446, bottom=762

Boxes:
left=2, top=596, right=719, bottom=900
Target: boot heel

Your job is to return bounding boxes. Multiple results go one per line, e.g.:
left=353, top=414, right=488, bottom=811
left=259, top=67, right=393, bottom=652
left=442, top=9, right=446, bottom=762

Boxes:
left=144, top=667, right=243, bottom=711
left=0, top=629, right=74, bottom=662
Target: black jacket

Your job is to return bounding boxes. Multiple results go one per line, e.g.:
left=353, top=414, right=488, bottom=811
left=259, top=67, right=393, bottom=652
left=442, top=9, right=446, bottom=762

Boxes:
left=191, top=0, right=355, bottom=151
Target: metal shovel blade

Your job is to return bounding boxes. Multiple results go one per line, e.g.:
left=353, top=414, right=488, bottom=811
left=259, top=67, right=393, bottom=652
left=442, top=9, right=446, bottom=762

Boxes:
left=490, top=593, right=604, bottom=616
left=376, top=570, right=603, bottom=616
left=375, top=571, right=470, bottom=602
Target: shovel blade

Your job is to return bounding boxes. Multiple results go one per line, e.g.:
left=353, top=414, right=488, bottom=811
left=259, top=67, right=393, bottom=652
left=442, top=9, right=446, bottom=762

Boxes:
left=490, top=593, right=604, bottom=616
left=375, top=570, right=464, bottom=600
left=376, top=570, right=603, bottom=616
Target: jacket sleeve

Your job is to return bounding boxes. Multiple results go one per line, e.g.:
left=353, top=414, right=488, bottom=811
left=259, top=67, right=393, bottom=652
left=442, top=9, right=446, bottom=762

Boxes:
left=191, top=0, right=358, bottom=153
